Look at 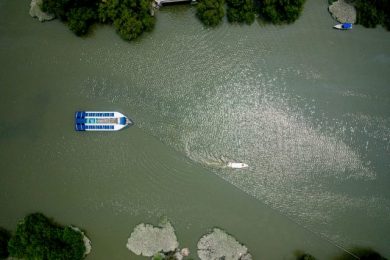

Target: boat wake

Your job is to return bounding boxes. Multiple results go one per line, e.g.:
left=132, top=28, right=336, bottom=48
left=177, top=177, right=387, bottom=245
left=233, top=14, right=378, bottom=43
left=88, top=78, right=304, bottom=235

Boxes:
left=184, top=142, right=248, bottom=169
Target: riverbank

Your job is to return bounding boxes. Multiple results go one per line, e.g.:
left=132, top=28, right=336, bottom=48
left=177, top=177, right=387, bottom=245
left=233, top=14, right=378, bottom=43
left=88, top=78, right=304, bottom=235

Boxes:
left=29, top=0, right=54, bottom=21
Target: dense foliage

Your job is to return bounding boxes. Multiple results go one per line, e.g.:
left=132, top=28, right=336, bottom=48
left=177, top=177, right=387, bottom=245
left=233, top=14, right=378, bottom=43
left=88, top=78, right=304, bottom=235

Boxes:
left=41, top=0, right=98, bottom=35
left=352, top=0, right=390, bottom=30
left=98, top=0, right=155, bottom=40
left=196, top=0, right=225, bottom=27
left=7, top=213, right=85, bottom=260
left=41, top=0, right=155, bottom=40
left=258, top=0, right=306, bottom=24
left=226, top=0, right=255, bottom=24
left=0, top=228, right=11, bottom=259
left=40, top=0, right=309, bottom=37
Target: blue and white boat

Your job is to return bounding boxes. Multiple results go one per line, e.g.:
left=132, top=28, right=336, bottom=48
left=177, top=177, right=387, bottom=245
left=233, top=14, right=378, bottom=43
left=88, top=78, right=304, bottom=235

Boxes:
left=75, top=111, right=133, bottom=131
left=333, top=23, right=352, bottom=30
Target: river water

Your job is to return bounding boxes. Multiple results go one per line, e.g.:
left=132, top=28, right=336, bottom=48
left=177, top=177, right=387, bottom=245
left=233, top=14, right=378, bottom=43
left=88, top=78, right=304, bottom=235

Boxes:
left=0, top=0, right=389, bottom=259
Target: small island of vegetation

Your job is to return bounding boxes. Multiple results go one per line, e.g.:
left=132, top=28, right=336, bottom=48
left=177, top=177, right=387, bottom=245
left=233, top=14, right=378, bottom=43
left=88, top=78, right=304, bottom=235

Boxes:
left=1, top=213, right=89, bottom=260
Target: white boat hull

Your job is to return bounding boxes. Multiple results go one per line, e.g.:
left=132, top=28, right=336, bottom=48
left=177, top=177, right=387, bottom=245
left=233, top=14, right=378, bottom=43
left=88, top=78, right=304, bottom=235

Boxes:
left=227, top=162, right=248, bottom=169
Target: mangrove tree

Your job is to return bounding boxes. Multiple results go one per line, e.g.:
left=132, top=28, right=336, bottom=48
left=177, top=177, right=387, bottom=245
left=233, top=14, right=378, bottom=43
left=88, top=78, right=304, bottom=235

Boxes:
left=41, top=0, right=155, bottom=40
left=352, top=0, right=390, bottom=30
left=0, top=228, right=11, bottom=259
left=7, top=213, right=86, bottom=260
left=196, top=0, right=225, bottom=27
left=226, top=0, right=255, bottom=24
left=258, top=0, right=306, bottom=24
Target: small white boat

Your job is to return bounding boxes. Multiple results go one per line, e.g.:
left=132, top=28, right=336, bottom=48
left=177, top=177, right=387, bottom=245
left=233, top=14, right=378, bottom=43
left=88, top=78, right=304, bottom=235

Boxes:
left=227, top=162, right=248, bottom=169
left=75, top=111, right=133, bottom=131
left=333, top=23, right=352, bottom=30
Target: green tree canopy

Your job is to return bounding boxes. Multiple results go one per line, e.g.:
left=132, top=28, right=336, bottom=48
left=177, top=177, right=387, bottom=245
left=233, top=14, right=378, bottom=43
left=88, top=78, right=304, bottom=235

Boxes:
left=67, top=7, right=97, bottom=36
left=0, top=227, right=11, bottom=259
left=41, top=0, right=155, bottom=39
left=98, top=0, right=155, bottom=40
left=7, top=213, right=86, bottom=260
left=353, top=0, right=390, bottom=30
left=226, top=0, right=255, bottom=24
left=258, top=0, right=306, bottom=24
left=196, top=0, right=225, bottom=27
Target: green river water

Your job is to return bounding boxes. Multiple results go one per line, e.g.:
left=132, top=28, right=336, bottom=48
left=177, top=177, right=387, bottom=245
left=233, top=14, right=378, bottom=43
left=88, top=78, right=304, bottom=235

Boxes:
left=0, top=0, right=389, bottom=259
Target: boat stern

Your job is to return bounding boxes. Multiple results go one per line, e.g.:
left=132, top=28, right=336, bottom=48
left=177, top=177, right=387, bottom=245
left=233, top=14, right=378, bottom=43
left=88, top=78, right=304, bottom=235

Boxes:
left=75, top=111, right=86, bottom=131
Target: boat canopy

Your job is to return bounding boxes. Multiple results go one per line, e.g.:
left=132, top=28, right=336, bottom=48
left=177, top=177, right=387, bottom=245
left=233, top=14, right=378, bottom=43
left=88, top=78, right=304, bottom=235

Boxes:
left=120, top=117, right=127, bottom=125
left=342, top=23, right=352, bottom=29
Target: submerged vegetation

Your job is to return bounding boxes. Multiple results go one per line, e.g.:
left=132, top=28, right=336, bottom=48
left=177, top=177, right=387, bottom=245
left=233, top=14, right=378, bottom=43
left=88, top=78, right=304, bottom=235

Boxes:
left=5, top=213, right=87, bottom=260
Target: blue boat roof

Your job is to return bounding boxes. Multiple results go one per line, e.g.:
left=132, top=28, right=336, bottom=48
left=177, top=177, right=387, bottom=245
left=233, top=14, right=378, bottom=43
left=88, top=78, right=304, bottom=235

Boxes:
left=342, top=23, right=352, bottom=28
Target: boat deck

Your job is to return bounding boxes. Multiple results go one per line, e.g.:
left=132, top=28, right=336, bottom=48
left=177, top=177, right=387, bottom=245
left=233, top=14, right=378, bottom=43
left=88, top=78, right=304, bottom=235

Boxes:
left=96, top=118, right=118, bottom=124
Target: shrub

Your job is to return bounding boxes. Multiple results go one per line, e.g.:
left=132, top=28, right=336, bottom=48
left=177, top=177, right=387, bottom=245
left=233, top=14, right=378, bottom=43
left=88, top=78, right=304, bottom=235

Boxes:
left=0, top=227, right=11, bottom=259
left=226, top=0, right=255, bottom=24
left=196, top=0, right=225, bottom=27
left=7, top=213, right=86, bottom=260
left=42, top=0, right=155, bottom=39
left=258, top=0, right=306, bottom=24
left=67, top=7, right=97, bottom=36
